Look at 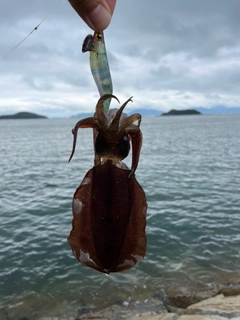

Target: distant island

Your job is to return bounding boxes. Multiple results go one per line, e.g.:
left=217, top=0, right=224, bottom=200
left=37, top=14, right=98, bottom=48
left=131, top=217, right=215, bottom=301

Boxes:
left=0, top=112, right=47, bottom=120
left=70, top=106, right=240, bottom=118
left=161, top=109, right=201, bottom=116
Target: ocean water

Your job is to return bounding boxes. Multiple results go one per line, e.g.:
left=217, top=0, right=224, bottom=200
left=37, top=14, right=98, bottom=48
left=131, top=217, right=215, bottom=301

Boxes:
left=0, top=115, right=240, bottom=319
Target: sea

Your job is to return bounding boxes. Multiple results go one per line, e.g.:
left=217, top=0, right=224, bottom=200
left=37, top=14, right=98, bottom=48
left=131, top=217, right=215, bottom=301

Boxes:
left=0, top=115, right=240, bottom=319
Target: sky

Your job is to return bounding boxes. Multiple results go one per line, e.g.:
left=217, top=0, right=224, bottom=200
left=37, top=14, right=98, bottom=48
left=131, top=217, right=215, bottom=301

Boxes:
left=0, top=0, right=240, bottom=118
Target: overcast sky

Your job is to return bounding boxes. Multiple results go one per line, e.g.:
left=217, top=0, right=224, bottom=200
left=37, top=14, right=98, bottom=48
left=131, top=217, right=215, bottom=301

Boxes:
left=0, top=0, right=240, bottom=118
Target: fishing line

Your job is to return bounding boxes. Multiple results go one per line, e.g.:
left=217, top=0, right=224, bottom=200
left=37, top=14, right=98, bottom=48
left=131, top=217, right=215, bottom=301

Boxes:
left=0, top=0, right=62, bottom=63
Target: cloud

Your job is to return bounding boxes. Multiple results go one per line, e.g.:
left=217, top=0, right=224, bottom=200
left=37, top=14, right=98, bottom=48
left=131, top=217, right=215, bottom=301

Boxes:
left=0, top=0, right=240, bottom=117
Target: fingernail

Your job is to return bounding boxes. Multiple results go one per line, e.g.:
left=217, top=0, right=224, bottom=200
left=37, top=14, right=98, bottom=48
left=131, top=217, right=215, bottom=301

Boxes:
left=88, top=4, right=112, bottom=31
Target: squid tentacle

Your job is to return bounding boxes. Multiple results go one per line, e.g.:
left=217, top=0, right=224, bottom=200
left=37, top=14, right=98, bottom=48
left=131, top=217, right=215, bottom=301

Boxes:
left=125, top=125, right=143, bottom=177
left=109, top=97, right=133, bottom=131
left=95, top=94, right=119, bottom=129
left=120, top=113, right=142, bottom=132
left=68, top=117, right=98, bottom=163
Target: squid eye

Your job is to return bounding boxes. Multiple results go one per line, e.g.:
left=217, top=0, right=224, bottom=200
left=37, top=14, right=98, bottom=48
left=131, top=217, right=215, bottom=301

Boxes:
left=95, top=33, right=102, bottom=40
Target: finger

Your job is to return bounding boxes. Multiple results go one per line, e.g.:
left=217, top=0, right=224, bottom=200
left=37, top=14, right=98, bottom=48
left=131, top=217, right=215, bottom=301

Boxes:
left=68, top=0, right=116, bottom=31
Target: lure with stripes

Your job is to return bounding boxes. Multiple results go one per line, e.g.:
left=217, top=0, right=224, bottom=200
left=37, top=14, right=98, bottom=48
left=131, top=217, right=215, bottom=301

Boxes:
left=82, top=32, right=113, bottom=111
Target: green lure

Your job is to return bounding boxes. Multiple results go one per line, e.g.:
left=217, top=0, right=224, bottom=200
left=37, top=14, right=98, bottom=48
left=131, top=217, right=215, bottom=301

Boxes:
left=82, top=31, right=113, bottom=112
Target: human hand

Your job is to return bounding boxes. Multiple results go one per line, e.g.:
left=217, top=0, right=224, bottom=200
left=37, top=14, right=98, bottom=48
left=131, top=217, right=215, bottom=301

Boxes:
left=68, top=0, right=117, bottom=31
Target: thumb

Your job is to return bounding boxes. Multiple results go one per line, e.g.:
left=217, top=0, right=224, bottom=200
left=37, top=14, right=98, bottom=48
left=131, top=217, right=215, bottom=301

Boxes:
left=68, top=0, right=116, bottom=31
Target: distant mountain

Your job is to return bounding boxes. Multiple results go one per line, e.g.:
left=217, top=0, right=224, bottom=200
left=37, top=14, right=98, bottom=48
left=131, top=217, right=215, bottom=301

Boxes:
left=70, top=109, right=161, bottom=119
left=195, top=106, right=240, bottom=115
left=0, top=112, right=47, bottom=120
left=70, top=106, right=240, bottom=119
left=133, top=106, right=240, bottom=116
left=128, top=108, right=161, bottom=117
left=162, top=109, right=201, bottom=116
left=70, top=112, right=93, bottom=119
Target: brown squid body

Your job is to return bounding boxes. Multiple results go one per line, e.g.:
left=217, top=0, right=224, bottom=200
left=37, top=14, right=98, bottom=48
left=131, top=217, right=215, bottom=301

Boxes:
left=68, top=95, right=147, bottom=274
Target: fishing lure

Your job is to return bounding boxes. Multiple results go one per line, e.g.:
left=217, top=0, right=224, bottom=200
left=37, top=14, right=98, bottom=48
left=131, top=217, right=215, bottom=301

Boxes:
left=68, top=94, right=147, bottom=274
left=82, top=31, right=112, bottom=111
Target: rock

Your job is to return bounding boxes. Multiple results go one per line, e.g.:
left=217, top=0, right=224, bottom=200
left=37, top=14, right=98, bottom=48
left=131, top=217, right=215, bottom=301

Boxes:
left=166, top=285, right=219, bottom=308
left=77, top=298, right=167, bottom=320
left=159, top=315, right=178, bottom=320
left=175, top=316, right=228, bottom=320
left=187, top=294, right=240, bottom=318
left=131, top=312, right=170, bottom=319
left=220, top=285, right=240, bottom=296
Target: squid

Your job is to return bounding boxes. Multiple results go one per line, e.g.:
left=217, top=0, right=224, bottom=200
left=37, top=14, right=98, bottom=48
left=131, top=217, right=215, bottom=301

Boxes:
left=68, top=94, right=147, bottom=274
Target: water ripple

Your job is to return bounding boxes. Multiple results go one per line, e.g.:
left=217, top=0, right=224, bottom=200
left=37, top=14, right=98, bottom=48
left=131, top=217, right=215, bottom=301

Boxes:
left=0, top=116, right=240, bottom=319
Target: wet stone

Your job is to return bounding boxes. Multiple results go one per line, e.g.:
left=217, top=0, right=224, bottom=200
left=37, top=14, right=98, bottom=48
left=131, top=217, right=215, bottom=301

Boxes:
left=219, top=285, right=240, bottom=297
left=166, top=285, right=219, bottom=308
left=187, top=294, right=240, bottom=318
left=76, top=298, right=167, bottom=320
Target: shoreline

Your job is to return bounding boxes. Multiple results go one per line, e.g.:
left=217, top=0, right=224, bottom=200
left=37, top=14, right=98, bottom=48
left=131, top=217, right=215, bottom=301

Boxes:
left=1, top=274, right=240, bottom=320
left=75, top=291, right=240, bottom=320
